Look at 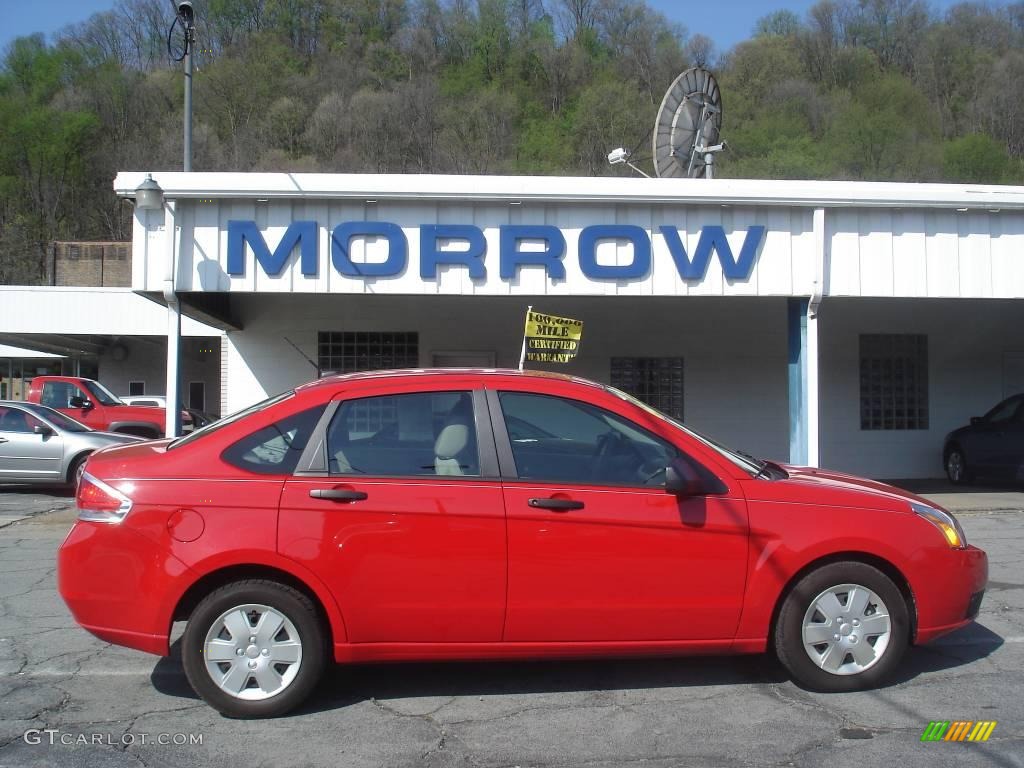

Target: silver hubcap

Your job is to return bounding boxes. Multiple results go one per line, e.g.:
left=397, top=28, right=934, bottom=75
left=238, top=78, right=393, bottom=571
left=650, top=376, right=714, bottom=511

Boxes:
left=948, top=452, right=964, bottom=482
left=801, top=584, right=891, bottom=676
left=203, top=604, right=302, bottom=700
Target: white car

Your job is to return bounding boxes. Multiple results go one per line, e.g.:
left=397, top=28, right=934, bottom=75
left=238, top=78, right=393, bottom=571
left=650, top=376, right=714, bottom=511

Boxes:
left=120, top=395, right=166, bottom=408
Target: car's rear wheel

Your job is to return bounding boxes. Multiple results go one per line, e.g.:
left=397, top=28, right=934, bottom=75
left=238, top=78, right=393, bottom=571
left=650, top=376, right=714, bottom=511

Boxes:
left=945, top=446, right=972, bottom=485
left=67, top=453, right=89, bottom=490
left=181, top=580, right=327, bottom=718
left=774, top=561, right=909, bottom=692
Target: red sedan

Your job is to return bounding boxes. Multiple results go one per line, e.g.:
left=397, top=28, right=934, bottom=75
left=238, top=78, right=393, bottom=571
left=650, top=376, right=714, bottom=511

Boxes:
left=58, top=369, right=987, bottom=718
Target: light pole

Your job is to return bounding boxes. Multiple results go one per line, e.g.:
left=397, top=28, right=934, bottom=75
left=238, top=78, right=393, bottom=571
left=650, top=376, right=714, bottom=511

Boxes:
left=171, top=2, right=196, bottom=172
left=133, top=174, right=182, bottom=438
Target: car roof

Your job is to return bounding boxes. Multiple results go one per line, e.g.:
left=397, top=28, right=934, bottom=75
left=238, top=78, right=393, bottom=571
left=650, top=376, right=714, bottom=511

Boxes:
left=296, top=368, right=608, bottom=393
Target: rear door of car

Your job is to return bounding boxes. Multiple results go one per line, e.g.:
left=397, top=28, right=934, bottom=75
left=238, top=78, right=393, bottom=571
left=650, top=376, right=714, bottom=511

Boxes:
left=0, top=405, right=64, bottom=481
left=278, top=378, right=508, bottom=643
left=487, top=383, right=749, bottom=643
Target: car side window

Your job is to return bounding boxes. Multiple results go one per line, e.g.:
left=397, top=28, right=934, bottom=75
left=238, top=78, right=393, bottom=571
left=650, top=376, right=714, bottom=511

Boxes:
left=0, top=406, right=34, bottom=433
left=985, top=397, right=1023, bottom=424
left=327, top=391, right=479, bottom=477
left=222, top=405, right=327, bottom=475
left=41, top=381, right=77, bottom=408
left=498, top=391, right=682, bottom=486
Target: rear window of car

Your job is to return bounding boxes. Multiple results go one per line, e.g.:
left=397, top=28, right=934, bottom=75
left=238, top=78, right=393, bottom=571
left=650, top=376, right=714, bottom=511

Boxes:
left=168, top=391, right=295, bottom=450
left=222, top=405, right=327, bottom=475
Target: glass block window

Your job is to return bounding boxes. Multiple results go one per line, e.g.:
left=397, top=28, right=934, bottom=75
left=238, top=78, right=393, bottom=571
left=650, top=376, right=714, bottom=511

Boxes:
left=610, top=357, right=684, bottom=420
left=859, top=334, right=929, bottom=430
left=317, top=331, right=419, bottom=375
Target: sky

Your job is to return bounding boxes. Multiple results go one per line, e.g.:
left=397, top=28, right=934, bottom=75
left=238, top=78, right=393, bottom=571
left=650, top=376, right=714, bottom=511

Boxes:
left=0, top=0, right=976, bottom=55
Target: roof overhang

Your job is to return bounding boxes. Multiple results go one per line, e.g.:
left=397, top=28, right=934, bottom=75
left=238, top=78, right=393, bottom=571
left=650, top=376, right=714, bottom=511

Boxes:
left=114, top=172, right=1024, bottom=211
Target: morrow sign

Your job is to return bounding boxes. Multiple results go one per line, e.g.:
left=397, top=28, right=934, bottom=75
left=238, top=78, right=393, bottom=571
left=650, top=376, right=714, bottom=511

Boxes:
left=226, top=221, right=766, bottom=282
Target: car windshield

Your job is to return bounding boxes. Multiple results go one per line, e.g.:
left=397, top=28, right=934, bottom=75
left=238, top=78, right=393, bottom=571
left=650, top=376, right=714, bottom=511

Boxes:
left=168, top=391, right=295, bottom=449
left=606, top=385, right=764, bottom=476
left=20, top=403, right=92, bottom=432
left=82, top=380, right=123, bottom=406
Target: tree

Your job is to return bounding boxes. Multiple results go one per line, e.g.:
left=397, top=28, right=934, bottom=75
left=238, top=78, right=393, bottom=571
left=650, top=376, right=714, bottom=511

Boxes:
left=943, top=134, right=1012, bottom=183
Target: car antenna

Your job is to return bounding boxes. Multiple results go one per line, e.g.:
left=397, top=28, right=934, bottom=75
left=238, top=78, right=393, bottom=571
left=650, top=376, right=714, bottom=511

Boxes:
left=283, top=337, right=321, bottom=378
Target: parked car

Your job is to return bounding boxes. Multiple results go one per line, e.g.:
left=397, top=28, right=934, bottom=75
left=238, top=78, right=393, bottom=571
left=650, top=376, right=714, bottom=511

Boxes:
left=0, top=401, right=142, bottom=488
left=58, top=369, right=987, bottom=718
left=121, top=395, right=167, bottom=408
left=26, top=376, right=191, bottom=438
left=120, top=397, right=217, bottom=432
left=944, top=393, right=1024, bottom=484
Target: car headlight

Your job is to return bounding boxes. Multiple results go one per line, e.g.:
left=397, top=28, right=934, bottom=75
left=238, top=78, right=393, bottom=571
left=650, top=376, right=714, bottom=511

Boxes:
left=911, top=502, right=966, bottom=548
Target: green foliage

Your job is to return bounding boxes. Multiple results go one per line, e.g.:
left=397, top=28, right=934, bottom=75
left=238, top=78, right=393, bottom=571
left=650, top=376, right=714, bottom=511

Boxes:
left=943, top=134, right=1013, bottom=183
left=2, top=0, right=1024, bottom=284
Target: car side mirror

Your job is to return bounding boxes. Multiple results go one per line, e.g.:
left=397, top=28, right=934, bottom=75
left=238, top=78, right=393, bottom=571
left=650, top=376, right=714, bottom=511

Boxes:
left=970, top=416, right=983, bottom=426
left=665, top=456, right=729, bottom=497
left=33, top=424, right=54, bottom=436
left=665, top=458, right=706, bottom=496
left=69, top=396, right=92, bottom=410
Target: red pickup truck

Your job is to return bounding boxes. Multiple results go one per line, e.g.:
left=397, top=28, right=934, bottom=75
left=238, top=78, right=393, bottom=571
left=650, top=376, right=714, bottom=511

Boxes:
left=25, top=376, right=188, bottom=438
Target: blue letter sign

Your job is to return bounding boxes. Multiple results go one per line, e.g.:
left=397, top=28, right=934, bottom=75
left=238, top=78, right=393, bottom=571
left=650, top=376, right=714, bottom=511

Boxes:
left=578, top=225, right=652, bottom=280
left=420, top=225, right=487, bottom=279
left=659, top=225, right=766, bottom=281
left=227, top=220, right=318, bottom=276
left=331, top=222, right=407, bottom=277
left=223, top=220, right=766, bottom=285
left=499, top=225, right=567, bottom=280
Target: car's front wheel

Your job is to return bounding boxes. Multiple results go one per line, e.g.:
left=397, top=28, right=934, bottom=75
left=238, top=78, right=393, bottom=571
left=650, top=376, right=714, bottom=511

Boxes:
left=945, top=446, right=972, bottom=485
left=774, top=561, right=909, bottom=692
left=181, top=580, right=327, bottom=718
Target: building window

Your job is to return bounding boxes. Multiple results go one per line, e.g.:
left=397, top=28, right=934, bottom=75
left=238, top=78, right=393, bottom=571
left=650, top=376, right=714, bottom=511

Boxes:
left=859, top=334, right=929, bottom=430
left=128, top=381, right=145, bottom=396
left=317, top=331, right=419, bottom=375
left=610, top=357, right=684, bottom=420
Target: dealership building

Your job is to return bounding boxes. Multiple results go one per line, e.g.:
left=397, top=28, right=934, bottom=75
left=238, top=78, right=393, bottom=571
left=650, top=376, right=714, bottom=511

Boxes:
left=8, top=171, right=1024, bottom=479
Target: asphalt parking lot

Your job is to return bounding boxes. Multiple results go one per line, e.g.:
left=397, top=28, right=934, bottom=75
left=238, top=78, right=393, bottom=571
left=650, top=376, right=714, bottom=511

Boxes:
left=0, top=485, right=1021, bottom=768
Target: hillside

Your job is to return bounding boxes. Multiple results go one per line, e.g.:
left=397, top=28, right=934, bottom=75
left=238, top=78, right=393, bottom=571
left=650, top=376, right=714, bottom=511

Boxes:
left=3, top=0, right=1024, bottom=283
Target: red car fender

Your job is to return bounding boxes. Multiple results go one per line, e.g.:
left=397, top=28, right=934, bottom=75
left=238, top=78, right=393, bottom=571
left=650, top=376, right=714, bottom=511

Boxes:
left=734, top=506, right=923, bottom=648
left=166, top=549, right=351, bottom=651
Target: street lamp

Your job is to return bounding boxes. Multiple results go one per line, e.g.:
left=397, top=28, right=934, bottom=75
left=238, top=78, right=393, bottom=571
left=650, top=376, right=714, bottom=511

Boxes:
left=134, top=175, right=164, bottom=211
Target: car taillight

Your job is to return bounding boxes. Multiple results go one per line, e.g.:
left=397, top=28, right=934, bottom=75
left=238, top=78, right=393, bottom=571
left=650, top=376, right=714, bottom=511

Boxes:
left=77, top=472, right=133, bottom=524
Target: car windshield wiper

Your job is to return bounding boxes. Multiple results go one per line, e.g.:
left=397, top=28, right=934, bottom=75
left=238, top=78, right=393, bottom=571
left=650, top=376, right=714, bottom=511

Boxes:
left=736, top=450, right=771, bottom=478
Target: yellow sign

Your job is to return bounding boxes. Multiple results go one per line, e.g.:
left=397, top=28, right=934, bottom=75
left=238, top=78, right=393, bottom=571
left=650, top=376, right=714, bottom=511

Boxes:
left=522, top=309, right=583, bottom=364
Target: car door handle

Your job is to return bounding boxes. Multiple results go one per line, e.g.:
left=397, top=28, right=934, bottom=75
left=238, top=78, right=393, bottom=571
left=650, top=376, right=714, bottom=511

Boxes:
left=308, top=488, right=368, bottom=502
left=528, top=498, right=584, bottom=511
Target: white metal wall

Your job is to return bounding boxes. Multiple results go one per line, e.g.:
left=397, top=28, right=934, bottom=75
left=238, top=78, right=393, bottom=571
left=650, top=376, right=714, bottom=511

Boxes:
left=130, top=197, right=1024, bottom=301
left=223, top=295, right=791, bottom=463
left=0, top=287, right=218, bottom=336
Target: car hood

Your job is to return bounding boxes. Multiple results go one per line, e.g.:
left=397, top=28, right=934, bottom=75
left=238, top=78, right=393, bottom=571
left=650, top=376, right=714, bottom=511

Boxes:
left=107, top=404, right=167, bottom=423
left=745, top=464, right=934, bottom=514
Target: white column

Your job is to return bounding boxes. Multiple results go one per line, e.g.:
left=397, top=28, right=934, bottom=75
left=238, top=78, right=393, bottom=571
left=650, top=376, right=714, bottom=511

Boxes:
left=806, top=309, right=820, bottom=467
left=807, top=207, right=826, bottom=467
left=163, top=201, right=182, bottom=438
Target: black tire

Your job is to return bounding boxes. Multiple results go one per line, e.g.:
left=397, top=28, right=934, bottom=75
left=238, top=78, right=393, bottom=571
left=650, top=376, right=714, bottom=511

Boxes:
left=944, top=445, right=972, bottom=485
left=67, top=453, right=90, bottom=489
left=181, top=580, right=327, bottom=718
left=774, top=561, right=909, bottom=692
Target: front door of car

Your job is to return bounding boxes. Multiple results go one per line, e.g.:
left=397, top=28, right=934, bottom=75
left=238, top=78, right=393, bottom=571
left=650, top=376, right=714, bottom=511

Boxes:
left=0, top=406, right=63, bottom=481
left=278, top=384, right=508, bottom=643
left=990, top=398, right=1024, bottom=476
left=491, top=389, right=749, bottom=643
left=40, top=380, right=101, bottom=429
left=971, top=396, right=1024, bottom=473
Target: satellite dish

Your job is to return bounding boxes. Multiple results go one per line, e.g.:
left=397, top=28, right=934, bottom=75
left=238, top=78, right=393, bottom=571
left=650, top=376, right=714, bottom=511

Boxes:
left=653, top=68, right=723, bottom=179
